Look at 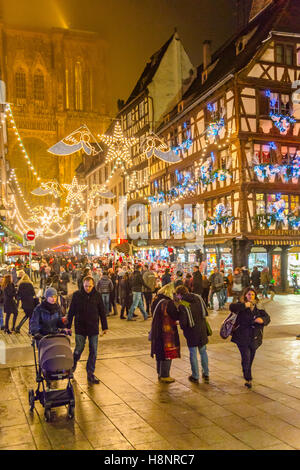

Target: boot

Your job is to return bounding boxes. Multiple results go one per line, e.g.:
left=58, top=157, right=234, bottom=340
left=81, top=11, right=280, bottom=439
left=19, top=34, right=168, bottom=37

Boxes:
left=87, top=373, right=100, bottom=384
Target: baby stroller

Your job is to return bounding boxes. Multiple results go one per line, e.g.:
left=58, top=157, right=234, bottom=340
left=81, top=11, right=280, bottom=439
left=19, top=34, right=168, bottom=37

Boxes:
left=28, top=333, right=75, bottom=422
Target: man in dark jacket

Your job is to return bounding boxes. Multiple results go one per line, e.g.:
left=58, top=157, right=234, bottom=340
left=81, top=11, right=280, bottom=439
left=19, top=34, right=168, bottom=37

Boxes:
left=251, top=267, right=261, bottom=291
left=97, top=271, right=114, bottom=316
left=176, top=285, right=209, bottom=384
left=192, top=266, right=203, bottom=295
left=59, top=266, right=70, bottom=295
left=67, top=276, right=108, bottom=384
left=127, top=266, right=148, bottom=321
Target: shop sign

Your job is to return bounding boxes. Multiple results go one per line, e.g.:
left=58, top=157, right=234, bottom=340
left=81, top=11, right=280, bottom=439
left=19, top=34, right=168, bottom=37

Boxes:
left=256, top=229, right=299, bottom=236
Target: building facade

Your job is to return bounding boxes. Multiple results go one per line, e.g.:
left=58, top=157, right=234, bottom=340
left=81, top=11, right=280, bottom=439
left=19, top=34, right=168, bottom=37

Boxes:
left=0, top=22, right=110, bottom=218
left=147, top=0, right=300, bottom=290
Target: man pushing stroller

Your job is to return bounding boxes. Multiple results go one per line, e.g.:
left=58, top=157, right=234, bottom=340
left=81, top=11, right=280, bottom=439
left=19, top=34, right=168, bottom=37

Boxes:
left=67, top=276, right=108, bottom=384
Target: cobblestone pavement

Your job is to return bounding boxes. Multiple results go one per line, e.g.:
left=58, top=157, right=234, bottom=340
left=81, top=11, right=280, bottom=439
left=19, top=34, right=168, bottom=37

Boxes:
left=0, top=294, right=300, bottom=450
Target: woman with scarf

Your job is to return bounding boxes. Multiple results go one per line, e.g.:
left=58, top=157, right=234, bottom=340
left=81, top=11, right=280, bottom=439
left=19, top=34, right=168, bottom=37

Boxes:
left=230, top=287, right=270, bottom=389
left=149, top=282, right=180, bottom=383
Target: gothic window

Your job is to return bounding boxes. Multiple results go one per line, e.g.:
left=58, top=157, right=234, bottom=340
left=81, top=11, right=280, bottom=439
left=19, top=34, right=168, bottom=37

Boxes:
left=75, top=61, right=83, bottom=111
left=15, top=70, right=26, bottom=100
left=65, top=68, right=70, bottom=109
left=33, top=70, right=45, bottom=101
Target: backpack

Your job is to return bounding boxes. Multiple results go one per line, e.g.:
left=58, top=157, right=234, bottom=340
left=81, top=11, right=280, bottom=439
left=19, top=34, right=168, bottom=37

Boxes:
left=220, top=312, right=238, bottom=339
left=143, top=271, right=157, bottom=292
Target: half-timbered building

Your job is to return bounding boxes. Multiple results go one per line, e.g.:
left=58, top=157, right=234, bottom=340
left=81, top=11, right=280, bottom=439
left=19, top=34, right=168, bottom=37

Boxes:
left=147, top=0, right=300, bottom=290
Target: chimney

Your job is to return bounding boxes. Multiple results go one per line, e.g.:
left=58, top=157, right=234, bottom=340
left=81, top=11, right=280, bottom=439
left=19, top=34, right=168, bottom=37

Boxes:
left=203, top=40, right=212, bottom=70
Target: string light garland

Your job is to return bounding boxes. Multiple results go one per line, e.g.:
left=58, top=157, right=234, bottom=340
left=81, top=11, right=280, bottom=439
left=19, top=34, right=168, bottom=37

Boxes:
left=5, top=104, right=41, bottom=182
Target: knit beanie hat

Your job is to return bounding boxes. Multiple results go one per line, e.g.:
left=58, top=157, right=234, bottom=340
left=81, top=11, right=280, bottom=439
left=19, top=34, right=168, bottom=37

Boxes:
left=45, top=287, right=58, bottom=298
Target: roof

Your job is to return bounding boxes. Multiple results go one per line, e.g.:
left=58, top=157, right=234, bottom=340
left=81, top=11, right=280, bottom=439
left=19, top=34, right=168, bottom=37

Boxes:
left=125, top=33, right=175, bottom=106
left=174, top=0, right=300, bottom=113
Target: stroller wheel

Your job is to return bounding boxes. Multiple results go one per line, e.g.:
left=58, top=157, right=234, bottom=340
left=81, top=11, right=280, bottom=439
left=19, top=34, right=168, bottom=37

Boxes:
left=67, top=404, right=75, bottom=420
left=28, top=389, right=35, bottom=411
left=44, top=408, right=51, bottom=422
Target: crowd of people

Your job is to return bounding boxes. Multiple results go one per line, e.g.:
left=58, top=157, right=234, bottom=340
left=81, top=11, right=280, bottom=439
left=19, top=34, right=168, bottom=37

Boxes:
left=0, top=253, right=274, bottom=388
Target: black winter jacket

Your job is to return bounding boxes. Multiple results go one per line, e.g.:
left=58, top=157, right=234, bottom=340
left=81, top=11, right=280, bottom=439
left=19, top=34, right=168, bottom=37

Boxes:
left=17, top=282, right=36, bottom=316
left=130, top=270, right=146, bottom=292
left=4, top=283, right=18, bottom=314
left=178, top=293, right=208, bottom=348
left=30, top=300, right=65, bottom=336
left=192, top=271, right=203, bottom=295
left=150, top=294, right=180, bottom=361
left=67, top=287, right=108, bottom=336
left=230, top=302, right=270, bottom=349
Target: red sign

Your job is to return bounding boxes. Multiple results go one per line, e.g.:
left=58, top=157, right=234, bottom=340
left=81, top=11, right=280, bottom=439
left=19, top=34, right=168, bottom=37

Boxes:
left=26, top=230, right=35, bottom=241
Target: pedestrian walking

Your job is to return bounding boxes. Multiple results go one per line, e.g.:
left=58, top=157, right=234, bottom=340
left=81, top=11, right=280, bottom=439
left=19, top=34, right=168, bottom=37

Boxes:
left=241, top=267, right=251, bottom=289
left=108, top=268, right=118, bottom=316
left=3, top=274, right=18, bottom=334
left=142, top=264, right=156, bottom=316
left=184, top=273, right=193, bottom=291
left=175, top=285, right=210, bottom=384
left=150, top=283, right=180, bottom=383
left=261, top=267, right=271, bottom=298
left=15, top=273, right=37, bottom=333
left=97, top=271, right=114, bottom=316
left=67, top=276, right=108, bottom=384
left=119, top=272, right=132, bottom=319
left=191, top=266, right=203, bottom=295
left=201, top=275, right=210, bottom=307
left=161, top=268, right=171, bottom=287
left=251, top=266, right=261, bottom=292
left=232, top=267, right=243, bottom=302
left=127, top=265, right=148, bottom=321
left=230, top=287, right=270, bottom=389
left=208, top=267, right=224, bottom=310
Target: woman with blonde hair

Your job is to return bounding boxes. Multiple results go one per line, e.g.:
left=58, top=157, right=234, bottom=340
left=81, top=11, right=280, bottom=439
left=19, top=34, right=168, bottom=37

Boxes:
left=2, top=274, right=18, bottom=334
left=15, top=273, right=37, bottom=334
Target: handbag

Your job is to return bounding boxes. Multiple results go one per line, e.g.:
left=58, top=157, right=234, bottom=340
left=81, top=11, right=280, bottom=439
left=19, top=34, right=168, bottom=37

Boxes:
left=205, top=318, right=212, bottom=336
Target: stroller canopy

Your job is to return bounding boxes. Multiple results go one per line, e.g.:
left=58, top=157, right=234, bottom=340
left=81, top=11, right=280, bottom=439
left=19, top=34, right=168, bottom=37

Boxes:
left=38, top=335, right=73, bottom=375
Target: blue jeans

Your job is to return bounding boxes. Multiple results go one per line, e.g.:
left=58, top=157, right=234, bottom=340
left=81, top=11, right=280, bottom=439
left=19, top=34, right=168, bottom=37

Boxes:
left=101, top=293, right=110, bottom=315
left=128, top=292, right=148, bottom=320
left=188, top=345, right=209, bottom=379
left=74, top=334, right=98, bottom=374
left=0, top=306, right=3, bottom=327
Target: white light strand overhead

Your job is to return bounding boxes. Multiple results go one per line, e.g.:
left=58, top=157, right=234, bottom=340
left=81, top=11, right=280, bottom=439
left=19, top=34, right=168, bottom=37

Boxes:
left=5, top=104, right=41, bottom=182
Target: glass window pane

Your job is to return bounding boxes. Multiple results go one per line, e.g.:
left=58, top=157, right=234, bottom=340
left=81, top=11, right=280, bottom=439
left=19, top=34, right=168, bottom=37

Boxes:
left=275, top=45, right=284, bottom=63
left=286, top=46, right=294, bottom=65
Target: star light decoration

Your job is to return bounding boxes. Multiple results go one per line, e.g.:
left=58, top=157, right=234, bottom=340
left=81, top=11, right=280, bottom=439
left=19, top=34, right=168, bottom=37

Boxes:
left=99, top=121, right=138, bottom=177
left=63, top=176, right=87, bottom=204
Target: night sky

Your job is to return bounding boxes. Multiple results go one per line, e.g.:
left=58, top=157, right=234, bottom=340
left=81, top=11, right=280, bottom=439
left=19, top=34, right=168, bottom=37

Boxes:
left=2, top=0, right=237, bottom=113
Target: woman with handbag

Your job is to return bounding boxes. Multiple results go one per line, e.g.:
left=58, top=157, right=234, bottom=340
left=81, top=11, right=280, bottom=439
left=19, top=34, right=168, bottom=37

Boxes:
left=175, top=285, right=210, bottom=384
left=150, top=282, right=180, bottom=383
left=230, top=287, right=270, bottom=389
left=15, top=273, right=38, bottom=334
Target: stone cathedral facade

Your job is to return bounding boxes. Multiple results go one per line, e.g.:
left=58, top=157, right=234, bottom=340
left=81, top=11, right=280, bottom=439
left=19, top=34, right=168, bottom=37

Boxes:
left=0, top=23, right=110, bottom=207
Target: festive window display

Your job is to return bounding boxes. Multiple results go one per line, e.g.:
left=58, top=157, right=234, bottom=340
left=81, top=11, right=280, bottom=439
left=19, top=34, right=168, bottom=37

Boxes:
left=254, top=194, right=300, bottom=229
left=204, top=203, right=235, bottom=234
left=265, top=89, right=296, bottom=134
